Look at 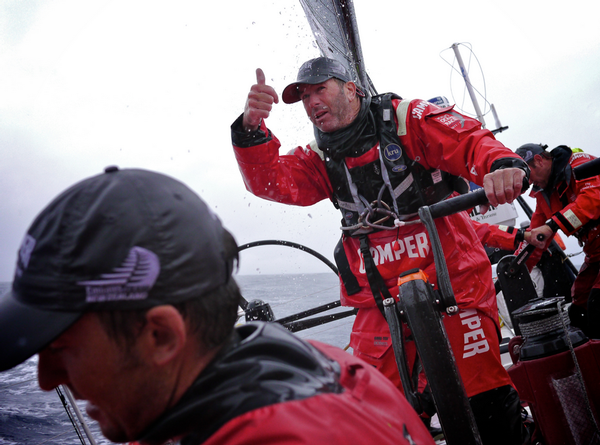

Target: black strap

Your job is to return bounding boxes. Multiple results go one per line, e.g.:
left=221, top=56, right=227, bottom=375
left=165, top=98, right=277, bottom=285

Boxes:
left=334, top=237, right=361, bottom=296
left=359, top=235, right=394, bottom=317
left=556, top=181, right=570, bottom=207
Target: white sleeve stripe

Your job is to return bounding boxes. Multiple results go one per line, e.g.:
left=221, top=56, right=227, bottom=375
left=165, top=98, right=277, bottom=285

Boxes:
left=395, top=99, right=411, bottom=137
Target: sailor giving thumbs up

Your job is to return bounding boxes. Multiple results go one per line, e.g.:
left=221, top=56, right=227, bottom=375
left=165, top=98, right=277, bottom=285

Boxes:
left=242, top=68, right=279, bottom=133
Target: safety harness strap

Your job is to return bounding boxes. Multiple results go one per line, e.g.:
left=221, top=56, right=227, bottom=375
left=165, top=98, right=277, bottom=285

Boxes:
left=334, top=237, right=361, bottom=296
left=359, top=235, right=393, bottom=317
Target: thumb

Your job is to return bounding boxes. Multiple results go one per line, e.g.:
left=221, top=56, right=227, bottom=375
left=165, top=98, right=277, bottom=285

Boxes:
left=256, top=68, right=266, bottom=85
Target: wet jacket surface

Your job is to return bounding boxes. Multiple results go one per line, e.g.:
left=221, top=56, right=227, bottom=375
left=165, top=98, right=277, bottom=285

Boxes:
left=473, top=221, right=521, bottom=252
left=133, top=322, right=434, bottom=445
left=232, top=98, right=523, bottom=314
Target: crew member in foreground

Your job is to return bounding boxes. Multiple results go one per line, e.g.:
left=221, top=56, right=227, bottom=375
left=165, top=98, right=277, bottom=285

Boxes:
left=231, top=57, right=531, bottom=444
left=0, top=167, right=435, bottom=445
left=516, top=143, right=600, bottom=338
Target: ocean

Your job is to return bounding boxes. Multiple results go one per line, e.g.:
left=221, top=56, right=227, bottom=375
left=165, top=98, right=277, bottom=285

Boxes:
left=0, top=273, right=353, bottom=445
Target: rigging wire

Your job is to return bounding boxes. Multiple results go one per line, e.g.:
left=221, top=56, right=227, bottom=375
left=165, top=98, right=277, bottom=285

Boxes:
left=0, top=373, right=95, bottom=445
left=55, top=386, right=88, bottom=445
left=439, top=42, right=492, bottom=119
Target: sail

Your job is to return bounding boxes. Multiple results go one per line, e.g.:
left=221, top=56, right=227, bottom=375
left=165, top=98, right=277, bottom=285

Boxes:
left=298, top=0, right=376, bottom=96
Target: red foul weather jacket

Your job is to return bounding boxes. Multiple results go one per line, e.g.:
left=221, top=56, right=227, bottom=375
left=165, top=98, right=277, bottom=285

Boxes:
left=523, top=147, right=600, bottom=308
left=128, top=322, right=434, bottom=445
left=473, top=221, right=523, bottom=252
left=529, top=149, right=600, bottom=262
left=232, top=97, right=525, bottom=395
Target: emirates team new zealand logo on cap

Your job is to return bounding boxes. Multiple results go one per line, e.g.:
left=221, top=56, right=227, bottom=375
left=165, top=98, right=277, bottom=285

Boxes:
left=384, top=144, right=402, bottom=162
left=77, top=246, right=160, bottom=302
left=523, top=150, right=534, bottom=163
left=17, top=234, right=37, bottom=274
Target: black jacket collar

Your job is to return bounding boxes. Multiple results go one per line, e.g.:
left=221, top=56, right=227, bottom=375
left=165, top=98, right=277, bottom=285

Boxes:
left=137, top=322, right=342, bottom=445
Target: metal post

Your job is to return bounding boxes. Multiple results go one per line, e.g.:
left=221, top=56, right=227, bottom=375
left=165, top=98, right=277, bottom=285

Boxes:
left=490, top=104, right=501, bottom=129
left=62, top=385, right=98, bottom=445
left=451, top=43, right=486, bottom=128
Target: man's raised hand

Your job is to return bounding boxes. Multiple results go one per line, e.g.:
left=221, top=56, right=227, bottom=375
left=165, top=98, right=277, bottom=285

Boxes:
left=242, top=68, right=279, bottom=132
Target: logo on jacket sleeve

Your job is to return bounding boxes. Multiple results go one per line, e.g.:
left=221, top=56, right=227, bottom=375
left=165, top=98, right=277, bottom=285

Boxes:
left=411, top=100, right=429, bottom=119
left=434, top=111, right=465, bottom=129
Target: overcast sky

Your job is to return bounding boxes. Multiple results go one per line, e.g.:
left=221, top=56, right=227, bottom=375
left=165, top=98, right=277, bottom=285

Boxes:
left=1, top=0, right=599, bottom=281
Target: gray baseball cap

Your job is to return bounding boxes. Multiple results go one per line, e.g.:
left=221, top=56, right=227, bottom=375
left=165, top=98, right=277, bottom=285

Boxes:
left=0, top=167, right=235, bottom=371
left=282, top=57, right=364, bottom=104
left=516, top=143, right=548, bottom=164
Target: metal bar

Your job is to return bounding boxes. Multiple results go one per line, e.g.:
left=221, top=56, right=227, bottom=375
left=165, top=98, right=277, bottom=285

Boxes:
left=275, top=300, right=341, bottom=324
left=282, top=308, right=357, bottom=332
left=418, top=206, right=457, bottom=311
left=516, top=197, right=579, bottom=276
left=338, top=0, right=371, bottom=95
left=451, top=43, right=486, bottom=128
left=383, top=297, right=422, bottom=412
left=62, top=385, right=98, bottom=445
left=238, top=239, right=338, bottom=274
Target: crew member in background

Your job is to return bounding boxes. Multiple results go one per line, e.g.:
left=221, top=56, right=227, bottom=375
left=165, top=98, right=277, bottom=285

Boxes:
left=0, top=168, right=435, bottom=445
left=516, top=143, right=600, bottom=338
left=231, top=57, right=531, bottom=445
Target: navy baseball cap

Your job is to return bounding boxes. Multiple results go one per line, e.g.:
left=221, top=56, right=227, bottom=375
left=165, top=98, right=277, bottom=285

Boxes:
left=0, top=167, right=235, bottom=372
left=282, top=57, right=365, bottom=104
left=516, top=143, right=548, bottom=164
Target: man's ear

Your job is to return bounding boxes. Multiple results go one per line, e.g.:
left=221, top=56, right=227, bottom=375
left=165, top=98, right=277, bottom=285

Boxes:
left=532, top=154, right=544, bottom=167
left=344, top=81, right=358, bottom=100
left=143, top=305, right=187, bottom=366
